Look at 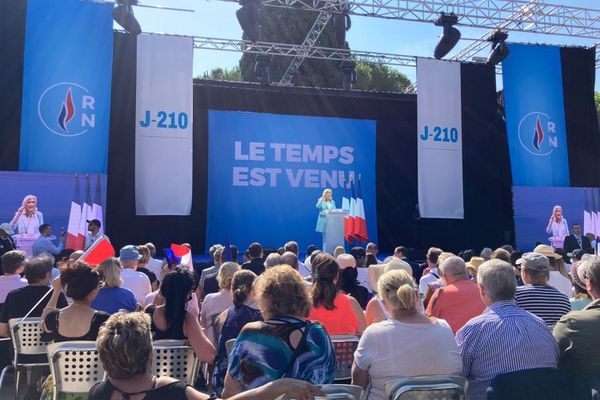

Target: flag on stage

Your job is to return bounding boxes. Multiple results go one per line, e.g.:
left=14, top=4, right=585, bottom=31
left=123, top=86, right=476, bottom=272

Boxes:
left=171, top=243, right=193, bottom=268
left=76, top=175, right=93, bottom=250
left=91, top=174, right=104, bottom=234
left=344, top=179, right=356, bottom=242
left=66, top=174, right=82, bottom=249
left=354, top=177, right=368, bottom=242
left=79, top=236, right=114, bottom=266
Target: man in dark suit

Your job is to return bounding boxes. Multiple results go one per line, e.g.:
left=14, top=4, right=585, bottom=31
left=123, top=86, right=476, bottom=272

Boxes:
left=564, top=224, right=593, bottom=255
left=394, top=246, right=423, bottom=283
left=241, top=242, right=265, bottom=276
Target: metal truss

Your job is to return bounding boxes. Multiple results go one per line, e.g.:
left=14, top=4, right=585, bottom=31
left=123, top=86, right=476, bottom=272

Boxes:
left=214, top=0, right=600, bottom=40
left=280, top=10, right=334, bottom=84
left=192, top=35, right=416, bottom=67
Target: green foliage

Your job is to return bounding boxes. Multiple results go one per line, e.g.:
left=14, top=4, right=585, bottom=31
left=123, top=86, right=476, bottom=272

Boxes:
left=595, top=92, right=600, bottom=122
left=199, top=66, right=242, bottom=81
left=353, top=62, right=412, bottom=92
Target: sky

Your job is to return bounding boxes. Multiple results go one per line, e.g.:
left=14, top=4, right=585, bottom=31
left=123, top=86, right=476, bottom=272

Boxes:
left=131, top=0, right=599, bottom=89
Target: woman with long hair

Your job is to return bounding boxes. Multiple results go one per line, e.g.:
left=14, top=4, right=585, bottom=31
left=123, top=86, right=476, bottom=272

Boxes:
left=11, top=194, right=44, bottom=235
left=315, top=189, right=336, bottom=233
left=200, top=262, right=240, bottom=344
left=145, top=267, right=215, bottom=363
left=307, top=253, right=365, bottom=335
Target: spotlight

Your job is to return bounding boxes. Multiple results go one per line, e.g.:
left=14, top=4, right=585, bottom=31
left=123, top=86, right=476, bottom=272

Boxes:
left=332, top=10, right=351, bottom=48
left=254, top=54, right=271, bottom=85
left=113, top=0, right=141, bottom=35
left=340, top=58, right=356, bottom=90
left=487, top=31, right=509, bottom=65
left=237, top=0, right=261, bottom=42
left=433, top=13, right=461, bottom=59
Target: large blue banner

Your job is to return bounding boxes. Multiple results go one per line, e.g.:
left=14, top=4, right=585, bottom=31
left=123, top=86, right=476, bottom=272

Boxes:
left=206, top=110, right=377, bottom=252
left=19, top=0, right=114, bottom=173
left=502, top=44, right=570, bottom=186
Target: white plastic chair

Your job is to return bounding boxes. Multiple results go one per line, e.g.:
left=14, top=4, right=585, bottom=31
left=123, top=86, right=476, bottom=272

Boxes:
left=276, top=384, right=364, bottom=400
left=330, top=334, right=360, bottom=382
left=385, top=375, right=466, bottom=400
left=0, top=318, right=51, bottom=398
left=47, top=340, right=104, bottom=399
left=152, top=339, right=198, bottom=385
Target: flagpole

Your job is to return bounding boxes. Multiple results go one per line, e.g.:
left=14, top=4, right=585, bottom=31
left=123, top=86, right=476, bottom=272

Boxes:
left=20, top=287, right=54, bottom=321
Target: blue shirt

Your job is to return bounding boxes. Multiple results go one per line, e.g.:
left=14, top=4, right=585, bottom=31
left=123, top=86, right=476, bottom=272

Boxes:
left=91, top=287, right=137, bottom=314
left=32, top=235, right=63, bottom=257
left=456, top=300, right=558, bottom=400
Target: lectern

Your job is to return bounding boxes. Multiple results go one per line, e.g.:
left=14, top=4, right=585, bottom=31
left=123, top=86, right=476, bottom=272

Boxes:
left=320, top=209, right=348, bottom=255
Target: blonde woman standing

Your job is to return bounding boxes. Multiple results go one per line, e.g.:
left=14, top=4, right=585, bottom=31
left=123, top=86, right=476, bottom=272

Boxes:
left=315, top=189, right=336, bottom=233
left=11, top=194, right=43, bottom=235
left=352, top=269, right=462, bottom=400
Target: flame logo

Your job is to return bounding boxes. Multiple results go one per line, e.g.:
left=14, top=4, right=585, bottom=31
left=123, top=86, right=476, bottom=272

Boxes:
left=57, top=88, right=75, bottom=133
left=532, top=116, right=544, bottom=151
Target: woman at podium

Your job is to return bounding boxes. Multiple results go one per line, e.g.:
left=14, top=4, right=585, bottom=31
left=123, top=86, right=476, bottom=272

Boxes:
left=315, top=189, right=336, bottom=233
left=10, top=194, right=44, bottom=235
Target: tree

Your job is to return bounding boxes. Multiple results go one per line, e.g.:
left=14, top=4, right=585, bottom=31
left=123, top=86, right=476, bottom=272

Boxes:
left=353, top=62, right=412, bottom=92
left=595, top=92, right=600, bottom=123
left=199, top=66, right=242, bottom=81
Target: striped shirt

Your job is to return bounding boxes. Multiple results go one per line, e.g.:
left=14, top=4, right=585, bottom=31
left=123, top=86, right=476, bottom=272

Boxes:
left=515, top=284, right=571, bottom=328
left=456, top=300, right=558, bottom=400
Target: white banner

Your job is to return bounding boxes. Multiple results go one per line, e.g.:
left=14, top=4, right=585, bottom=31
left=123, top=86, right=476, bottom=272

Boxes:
left=135, top=34, right=193, bottom=215
left=417, top=58, right=464, bottom=219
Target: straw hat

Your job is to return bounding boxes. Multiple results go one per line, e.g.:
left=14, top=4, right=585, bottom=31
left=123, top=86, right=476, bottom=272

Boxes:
left=367, top=258, right=413, bottom=292
left=533, top=244, right=562, bottom=260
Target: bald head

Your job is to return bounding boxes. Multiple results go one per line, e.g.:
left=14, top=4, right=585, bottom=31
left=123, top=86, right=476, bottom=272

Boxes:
left=279, top=251, right=298, bottom=270
left=440, top=256, right=468, bottom=283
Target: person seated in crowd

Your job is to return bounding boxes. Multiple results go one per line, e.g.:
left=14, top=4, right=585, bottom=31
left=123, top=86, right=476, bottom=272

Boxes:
left=199, top=244, right=223, bottom=294
left=304, top=244, right=319, bottom=269
left=137, top=244, right=159, bottom=291
left=352, top=269, right=462, bottom=400
left=534, top=244, right=573, bottom=297
left=514, top=253, right=571, bottom=328
left=90, top=311, right=324, bottom=400
left=569, top=258, right=592, bottom=311
left=307, top=253, right=365, bottom=335
left=203, top=246, right=239, bottom=299
left=42, top=261, right=109, bottom=342
left=480, top=247, right=493, bottom=261
left=263, top=253, right=281, bottom=269
left=393, top=246, right=422, bottom=283
left=0, top=223, right=17, bottom=273
left=418, top=247, right=443, bottom=296
left=426, top=256, right=485, bottom=334
left=91, top=257, right=138, bottom=314
left=212, top=270, right=262, bottom=396
left=222, top=266, right=336, bottom=397
left=333, top=246, right=345, bottom=260
left=554, top=256, right=600, bottom=391
left=491, top=248, right=511, bottom=263
left=145, top=242, right=165, bottom=283
left=119, top=245, right=152, bottom=304
left=422, top=252, right=455, bottom=308
left=509, top=250, right=524, bottom=286
left=0, top=256, right=68, bottom=337
left=284, top=241, right=310, bottom=277
left=465, top=256, right=484, bottom=283
left=365, top=254, right=378, bottom=269
left=337, top=254, right=370, bottom=309
left=350, top=247, right=370, bottom=291
left=365, top=259, right=413, bottom=325
left=366, top=242, right=382, bottom=263
left=456, top=259, right=558, bottom=400
left=145, top=267, right=215, bottom=363
left=0, top=251, right=27, bottom=307
left=32, top=223, right=64, bottom=257
left=201, top=262, right=240, bottom=345
left=241, top=242, right=264, bottom=276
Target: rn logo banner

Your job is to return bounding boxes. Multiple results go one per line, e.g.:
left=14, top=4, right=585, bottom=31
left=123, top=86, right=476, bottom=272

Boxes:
left=19, top=0, right=113, bottom=174
left=502, top=44, right=570, bottom=186
left=206, top=110, right=377, bottom=252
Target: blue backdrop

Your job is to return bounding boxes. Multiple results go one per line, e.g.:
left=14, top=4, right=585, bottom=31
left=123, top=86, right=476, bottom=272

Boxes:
left=206, top=110, right=377, bottom=253
left=503, top=44, right=570, bottom=186
left=19, top=0, right=113, bottom=173
left=513, top=186, right=584, bottom=251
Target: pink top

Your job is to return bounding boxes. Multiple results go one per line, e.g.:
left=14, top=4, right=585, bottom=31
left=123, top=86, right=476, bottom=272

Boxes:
left=308, top=293, right=359, bottom=335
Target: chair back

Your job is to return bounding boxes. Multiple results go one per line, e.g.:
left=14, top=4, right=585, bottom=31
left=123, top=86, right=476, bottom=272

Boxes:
left=47, top=341, right=104, bottom=397
left=225, top=338, right=236, bottom=358
left=9, top=317, right=51, bottom=360
left=275, top=384, right=363, bottom=400
left=486, top=367, right=593, bottom=400
left=152, top=339, right=198, bottom=385
left=385, top=375, right=466, bottom=400
left=330, top=334, right=360, bottom=381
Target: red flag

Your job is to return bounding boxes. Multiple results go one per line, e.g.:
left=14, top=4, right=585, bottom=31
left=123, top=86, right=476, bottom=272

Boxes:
left=79, top=237, right=115, bottom=266
left=171, top=243, right=193, bottom=268
left=353, top=177, right=368, bottom=243
left=344, top=179, right=356, bottom=242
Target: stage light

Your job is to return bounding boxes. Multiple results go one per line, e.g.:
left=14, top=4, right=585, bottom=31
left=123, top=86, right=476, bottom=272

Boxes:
left=487, top=31, right=509, bottom=65
left=113, top=0, right=142, bottom=35
left=254, top=54, right=271, bottom=85
left=433, top=13, right=461, bottom=59
left=333, top=11, right=351, bottom=48
left=237, top=0, right=261, bottom=43
left=340, top=58, right=356, bottom=90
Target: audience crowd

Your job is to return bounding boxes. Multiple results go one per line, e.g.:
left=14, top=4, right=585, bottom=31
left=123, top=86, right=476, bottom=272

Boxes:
left=1, top=226, right=600, bottom=400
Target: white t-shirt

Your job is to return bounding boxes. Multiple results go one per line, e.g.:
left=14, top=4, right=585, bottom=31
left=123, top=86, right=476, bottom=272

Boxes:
left=548, top=271, right=573, bottom=297
left=0, top=274, right=27, bottom=303
left=354, top=318, right=462, bottom=400
left=121, top=268, right=151, bottom=303
left=147, top=258, right=164, bottom=282
left=200, top=289, right=233, bottom=344
left=418, top=268, right=440, bottom=295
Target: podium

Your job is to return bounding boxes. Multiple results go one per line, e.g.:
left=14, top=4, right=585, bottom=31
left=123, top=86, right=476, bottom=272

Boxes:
left=14, top=234, right=38, bottom=258
left=320, top=209, right=348, bottom=255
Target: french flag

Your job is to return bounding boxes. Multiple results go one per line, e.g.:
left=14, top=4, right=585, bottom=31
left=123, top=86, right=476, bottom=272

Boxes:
left=344, top=179, right=356, bottom=242
left=66, top=174, right=82, bottom=249
left=354, top=176, right=368, bottom=243
left=171, top=243, right=193, bottom=268
left=79, top=236, right=115, bottom=266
